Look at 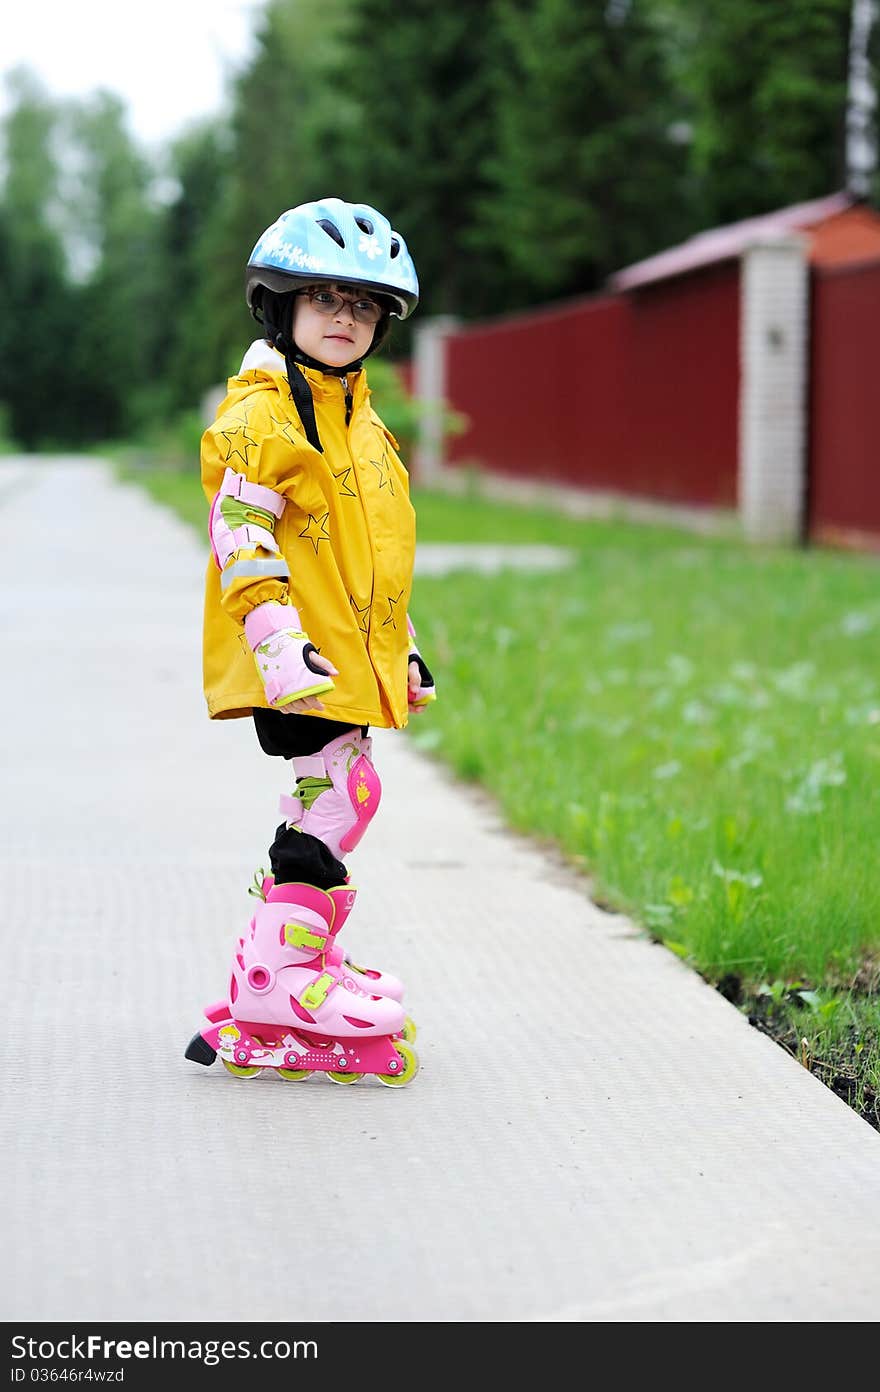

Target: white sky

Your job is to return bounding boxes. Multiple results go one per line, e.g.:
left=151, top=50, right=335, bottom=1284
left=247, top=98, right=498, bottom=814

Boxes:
left=1, top=0, right=268, bottom=149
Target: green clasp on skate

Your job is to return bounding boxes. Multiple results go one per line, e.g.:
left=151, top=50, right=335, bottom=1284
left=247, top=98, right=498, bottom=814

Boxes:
left=284, top=922, right=327, bottom=951
left=299, top=972, right=334, bottom=1010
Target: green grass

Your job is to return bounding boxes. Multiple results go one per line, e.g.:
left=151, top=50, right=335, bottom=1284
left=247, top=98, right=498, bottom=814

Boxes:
left=409, top=485, right=880, bottom=1127
left=412, top=493, right=880, bottom=983
left=114, top=457, right=880, bottom=1128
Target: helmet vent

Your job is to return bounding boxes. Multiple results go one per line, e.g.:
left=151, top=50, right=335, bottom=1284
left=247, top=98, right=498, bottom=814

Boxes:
left=389, top=237, right=400, bottom=259
left=354, top=216, right=374, bottom=236
left=317, top=218, right=345, bottom=247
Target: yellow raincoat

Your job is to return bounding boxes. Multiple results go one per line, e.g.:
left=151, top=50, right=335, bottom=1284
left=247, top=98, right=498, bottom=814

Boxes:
left=201, top=343, right=416, bottom=728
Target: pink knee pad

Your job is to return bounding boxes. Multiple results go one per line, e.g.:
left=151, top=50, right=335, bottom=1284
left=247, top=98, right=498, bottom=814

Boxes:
left=279, top=730, right=382, bottom=861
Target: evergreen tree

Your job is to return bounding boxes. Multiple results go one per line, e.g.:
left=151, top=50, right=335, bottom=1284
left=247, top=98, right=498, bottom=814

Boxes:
left=157, top=121, right=232, bottom=410
left=660, top=0, right=855, bottom=226
left=333, top=0, right=506, bottom=327
left=196, top=0, right=358, bottom=373
left=0, top=70, right=79, bottom=446
left=64, top=91, right=164, bottom=439
left=481, top=0, right=693, bottom=303
left=4, top=0, right=873, bottom=446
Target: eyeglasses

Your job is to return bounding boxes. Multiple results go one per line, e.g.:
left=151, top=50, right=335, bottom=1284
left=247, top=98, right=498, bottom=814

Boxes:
left=296, top=287, right=384, bottom=324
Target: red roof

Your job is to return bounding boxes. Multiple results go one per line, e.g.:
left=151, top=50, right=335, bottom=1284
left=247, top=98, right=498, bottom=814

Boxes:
left=608, top=191, right=880, bottom=290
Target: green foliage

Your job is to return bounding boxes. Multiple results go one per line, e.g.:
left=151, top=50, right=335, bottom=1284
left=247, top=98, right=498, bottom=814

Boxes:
left=749, top=980, right=878, bottom=1124
left=366, top=356, right=467, bottom=460
left=0, top=2, right=877, bottom=447
left=192, top=0, right=359, bottom=373
left=0, top=71, right=77, bottom=447
left=64, top=92, right=166, bottom=440
left=481, top=0, right=694, bottom=298
left=333, top=0, right=512, bottom=324
left=157, top=122, right=233, bottom=409
left=406, top=487, right=880, bottom=993
left=0, top=401, right=15, bottom=453
left=658, top=0, right=853, bottom=224
left=403, top=487, right=880, bottom=1126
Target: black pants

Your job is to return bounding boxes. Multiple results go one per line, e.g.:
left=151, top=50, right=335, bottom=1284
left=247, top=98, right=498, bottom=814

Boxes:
left=252, top=710, right=369, bottom=891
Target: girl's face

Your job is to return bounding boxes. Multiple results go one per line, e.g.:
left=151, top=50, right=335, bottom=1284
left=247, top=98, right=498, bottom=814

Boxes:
left=291, top=282, right=380, bottom=369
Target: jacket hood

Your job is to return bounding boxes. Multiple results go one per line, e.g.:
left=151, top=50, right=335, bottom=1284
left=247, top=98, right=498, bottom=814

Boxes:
left=240, top=338, right=285, bottom=374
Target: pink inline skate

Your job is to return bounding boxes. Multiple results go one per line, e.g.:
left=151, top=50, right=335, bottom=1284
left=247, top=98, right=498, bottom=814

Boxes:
left=185, top=880, right=418, bottom=1086
left=248, top=871, right=416, bottom=1040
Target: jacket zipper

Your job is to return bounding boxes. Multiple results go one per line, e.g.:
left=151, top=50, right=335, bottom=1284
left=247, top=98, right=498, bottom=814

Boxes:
left=342, top=375, right=353, bottom=425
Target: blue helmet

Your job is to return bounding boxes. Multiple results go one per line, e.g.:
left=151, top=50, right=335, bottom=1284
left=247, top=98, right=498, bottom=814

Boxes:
left=246, top=197, right=419, bottom=321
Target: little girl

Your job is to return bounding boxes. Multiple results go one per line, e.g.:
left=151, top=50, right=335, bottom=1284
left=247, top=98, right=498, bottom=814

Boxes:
left=186, top=198, right=434, bottom=1087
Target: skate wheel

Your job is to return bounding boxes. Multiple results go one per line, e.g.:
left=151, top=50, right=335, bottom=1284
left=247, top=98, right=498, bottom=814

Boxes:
left=277, top=1068, right=310, bottom=1082
left=327, top=1069, right=361, bottom=1084
left=376, top=1039, right=419, bottom=1088
left=222, top=1060, right=263, bottom=1079
left=399, top=1015, right=417, bottom=1043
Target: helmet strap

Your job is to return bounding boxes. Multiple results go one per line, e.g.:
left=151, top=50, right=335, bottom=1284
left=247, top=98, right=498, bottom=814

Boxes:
left=285, top=358, right=323, bottom=454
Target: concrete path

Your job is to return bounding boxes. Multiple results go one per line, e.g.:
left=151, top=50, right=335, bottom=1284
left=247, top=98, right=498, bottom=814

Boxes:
left=2, top=458, right=879, bottom=1323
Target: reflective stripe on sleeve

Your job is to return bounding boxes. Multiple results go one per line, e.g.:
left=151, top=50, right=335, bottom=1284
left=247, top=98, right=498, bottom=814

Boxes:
left=220, top=557, right=291, bottom=591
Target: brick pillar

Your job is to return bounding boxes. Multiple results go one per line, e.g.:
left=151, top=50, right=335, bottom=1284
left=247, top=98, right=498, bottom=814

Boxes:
left=412, top=315, right=459, bottom=482
left=738, top=237, right=810, bottom=544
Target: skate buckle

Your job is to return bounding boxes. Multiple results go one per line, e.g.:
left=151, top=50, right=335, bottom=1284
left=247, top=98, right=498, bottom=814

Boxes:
left=299, top=971, right=335, bottom=1010
left=284, top=921, right=328, bottom=951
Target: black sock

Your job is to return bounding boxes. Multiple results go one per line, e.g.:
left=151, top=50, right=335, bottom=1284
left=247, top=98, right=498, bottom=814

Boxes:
left=268, top=823, right=347, bottom=891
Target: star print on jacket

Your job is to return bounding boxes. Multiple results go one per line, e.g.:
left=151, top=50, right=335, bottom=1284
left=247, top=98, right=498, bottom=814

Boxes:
left=334, top=465, right=357, bottom=498
left=299, top=511, right=331, bottom=553
left=370, top=447, right=395, bottom=495
left=267, top=412, right=300, bottom=446
left=381, top=590, right=404, bottom=629
left=350, top=596, right=371, bottom=636
left=220, top=425, right=258, bottom=466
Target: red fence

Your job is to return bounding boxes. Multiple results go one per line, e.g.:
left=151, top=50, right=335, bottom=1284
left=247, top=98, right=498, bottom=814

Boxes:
left=445, top=263, right=740, bottom=509
left=808, top=260, right=880, bottom=548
